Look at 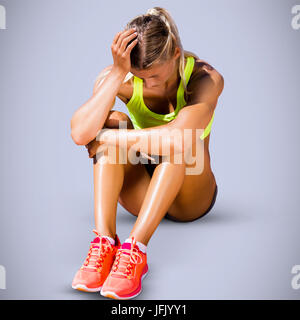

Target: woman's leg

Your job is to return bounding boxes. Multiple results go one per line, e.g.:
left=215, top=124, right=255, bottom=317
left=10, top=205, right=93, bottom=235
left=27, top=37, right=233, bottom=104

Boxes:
left=93, top=110, right=152, bottom=238
left=127, top=135, right=217, bottom=244
left=93, top=110, right=130, bottom=238
left=93, top=151, right=125, bottom=239
left=72, top=110, right=153, bottom=293
left=129, top=157, right=186, bottom=246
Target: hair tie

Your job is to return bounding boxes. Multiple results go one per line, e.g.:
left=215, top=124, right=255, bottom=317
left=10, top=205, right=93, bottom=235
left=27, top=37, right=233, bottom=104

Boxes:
left=146, top=8, right=171, bottom=33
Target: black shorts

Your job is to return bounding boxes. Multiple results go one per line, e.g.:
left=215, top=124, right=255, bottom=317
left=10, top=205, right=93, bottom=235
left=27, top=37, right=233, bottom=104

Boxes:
left=144, top=162, right=157, bottom=177
left=144, top=163, right=218, bottom=222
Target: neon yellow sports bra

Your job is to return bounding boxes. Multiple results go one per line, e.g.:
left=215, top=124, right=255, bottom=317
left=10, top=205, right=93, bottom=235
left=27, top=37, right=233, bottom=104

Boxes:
left=126, top=56, right=215, bottom=140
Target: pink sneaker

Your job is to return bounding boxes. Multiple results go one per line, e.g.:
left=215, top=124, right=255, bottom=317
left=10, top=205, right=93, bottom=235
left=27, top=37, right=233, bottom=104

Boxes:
left=100, top=236, right=149, bottom=299
left=72, top=229, right=121, bottom=292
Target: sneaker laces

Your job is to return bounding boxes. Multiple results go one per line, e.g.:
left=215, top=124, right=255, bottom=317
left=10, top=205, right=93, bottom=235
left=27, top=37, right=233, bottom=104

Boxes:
left=111, top=237, right=143, bottom=279
left=81, top=229, right=113, bottom=272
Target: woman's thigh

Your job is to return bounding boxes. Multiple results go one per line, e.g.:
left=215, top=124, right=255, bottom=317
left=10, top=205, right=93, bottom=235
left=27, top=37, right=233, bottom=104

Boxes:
left=165, top=183, right=218, bottom=222
left=157, top=145, right=218, bottom=222
left=119, top=155, right=217, bottom=222
left=142, top=157, right=217, bottom=222
left=165, top=163, right=217, bottom=222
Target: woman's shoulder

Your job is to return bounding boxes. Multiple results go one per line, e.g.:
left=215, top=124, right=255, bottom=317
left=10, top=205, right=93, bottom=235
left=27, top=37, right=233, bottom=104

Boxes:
left=186, top=53, right=223, bottom=91
left=185, top=52, right=217, bottom=81
left=184, top=52, right=224, bottom=103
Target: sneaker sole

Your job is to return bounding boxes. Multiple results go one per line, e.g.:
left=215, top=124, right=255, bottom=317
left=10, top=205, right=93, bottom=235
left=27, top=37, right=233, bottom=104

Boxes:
left=72, top=284, right=102, bottom=292
left=100, top=265, right=148, bottom=300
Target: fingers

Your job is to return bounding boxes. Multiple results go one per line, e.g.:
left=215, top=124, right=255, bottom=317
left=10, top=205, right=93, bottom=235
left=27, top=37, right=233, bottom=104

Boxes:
left=88, top=145, right=97, bottom=158
left=89, top=144, right=108, bottom=159
left=115, top=28, right=137, bottom=52
left=120, top=32, right=138, bottom=53
left=87, top=143, right=155, bottom=162
left=115, top=28, right=135, bottom=47
left=111, top=28, right=138, bottom=73
left=124, top=38, right=138, bottom=56
left=112, top=31, right=122, bottom=46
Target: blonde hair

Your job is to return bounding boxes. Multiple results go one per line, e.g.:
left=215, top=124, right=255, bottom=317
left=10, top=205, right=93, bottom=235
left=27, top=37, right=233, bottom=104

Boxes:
left=95, top=7, right=199, bottom=94
left=126, top=7, right=199, bottom=94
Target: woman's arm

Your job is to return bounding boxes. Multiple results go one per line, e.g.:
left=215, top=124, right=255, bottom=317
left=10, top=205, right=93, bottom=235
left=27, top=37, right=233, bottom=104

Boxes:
left=97, top=68, right=224, bottom=158
left=70, top=65, right=127, bottom=145
left=70, top=27, right=138, bottom=146
left=97, top=110, right=205, bottom=158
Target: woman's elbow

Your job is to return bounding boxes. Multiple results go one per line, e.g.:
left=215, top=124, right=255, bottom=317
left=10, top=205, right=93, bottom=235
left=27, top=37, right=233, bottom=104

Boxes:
left=70, top=116, right=82, bottom=145
left=71, top=129, right=86, bottom=145
left=70, top=122, right=89, bottom=145
left=70, top=116, right=90, bottom=145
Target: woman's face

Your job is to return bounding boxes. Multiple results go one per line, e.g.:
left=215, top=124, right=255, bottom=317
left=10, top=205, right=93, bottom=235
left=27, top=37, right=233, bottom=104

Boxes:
left=131, top=48, right=181, bottom=89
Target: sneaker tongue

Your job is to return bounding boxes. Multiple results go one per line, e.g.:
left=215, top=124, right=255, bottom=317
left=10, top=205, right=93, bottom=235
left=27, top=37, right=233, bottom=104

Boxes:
left=121, top=242, right=139, bottom=253
left=91, top=237, right=100, bottom=244
left=91, top=236, right=111, bottom=244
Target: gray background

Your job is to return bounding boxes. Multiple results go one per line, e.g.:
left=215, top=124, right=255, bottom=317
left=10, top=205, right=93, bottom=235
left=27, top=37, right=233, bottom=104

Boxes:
left=0, top=0, right=299, bottom=299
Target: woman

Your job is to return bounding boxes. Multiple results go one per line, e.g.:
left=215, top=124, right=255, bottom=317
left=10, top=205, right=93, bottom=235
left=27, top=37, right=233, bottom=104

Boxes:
left=70, top=7, right=224, bottom=300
